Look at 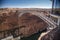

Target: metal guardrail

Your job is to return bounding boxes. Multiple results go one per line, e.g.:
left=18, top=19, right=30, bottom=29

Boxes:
left=32, top=12, right=57, bottom=30
left=19, top=11, right=57, bottom=29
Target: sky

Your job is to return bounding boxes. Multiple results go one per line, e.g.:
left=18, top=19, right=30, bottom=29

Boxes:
left=0, top=0, right=52, bottom=8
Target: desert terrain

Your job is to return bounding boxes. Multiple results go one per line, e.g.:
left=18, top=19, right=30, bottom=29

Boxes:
left=0, top=8, right=51, bottom=40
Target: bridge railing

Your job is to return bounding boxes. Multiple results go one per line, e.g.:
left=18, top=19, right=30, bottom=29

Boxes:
left=32, top=12, right=57, bottom=30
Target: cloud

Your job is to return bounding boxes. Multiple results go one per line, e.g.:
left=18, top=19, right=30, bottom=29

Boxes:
left=0, top=5, right=52, bottom=8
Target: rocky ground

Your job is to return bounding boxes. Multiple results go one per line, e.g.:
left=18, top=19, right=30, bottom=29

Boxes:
left=0, top=8, right=51, bottom=40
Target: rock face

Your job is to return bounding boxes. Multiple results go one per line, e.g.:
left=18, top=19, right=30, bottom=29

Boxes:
left=39, top=27, right=60, bottom=40
left=0, top=11, right=48, bottom=38
left=18, top=13, right=48, bottom=37
left=0, top=11, right=18, bottom=39
left=0, top=12, right=18, bottom=31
